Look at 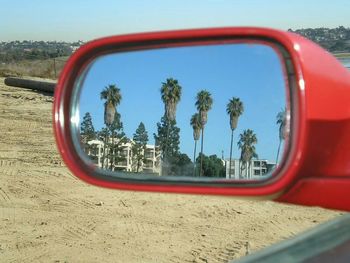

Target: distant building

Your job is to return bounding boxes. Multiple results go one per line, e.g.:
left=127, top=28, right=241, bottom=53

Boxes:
left=70, top=45, right=80, bottom=52
left=86, top=139, right=103, bottom=166
left=70, top=41, right=84, bottom=53
left=224, top=159, right=276, bottom=180
left=86, top=139, right=161, bottom=175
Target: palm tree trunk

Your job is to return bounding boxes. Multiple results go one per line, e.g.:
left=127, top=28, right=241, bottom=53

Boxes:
left=101, top=144, right=104, bottom=169
left=101, top=134, right=105, bottom=169
left=200, top=127, right=204, bottom=177
left=239, top=160, right=241, bottom=179
left=229, top=129, right=234, bottom=179
left=109, top=139, right=113, bottom=171
left=111, top=131, right=115, bottom=171
left=137, top=148, right=141, bottom=173
left=109, top=147, right=112, bottom=170
left=102, top=133, right=108, bottom=169
left=109, top=131, right=114, bottom=171
left=163, top=118, right=170, bottom=176
left=240, top=160, right=243, bottom=179
left=276, top=139, right=282, bottom=164
left=248, top=162, right=251, bottom=179
left=193, top=140, right=197, bottom=176
left=107, top=134, right=110, bottom=170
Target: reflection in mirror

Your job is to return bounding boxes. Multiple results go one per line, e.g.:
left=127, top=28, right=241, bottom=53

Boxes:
left=76, top=43, right=290, bottom=181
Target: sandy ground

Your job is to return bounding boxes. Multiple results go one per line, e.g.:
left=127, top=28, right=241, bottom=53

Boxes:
left=0, top=77, right=344, bottom=263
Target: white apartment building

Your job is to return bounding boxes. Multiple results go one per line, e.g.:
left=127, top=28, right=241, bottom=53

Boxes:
left=224, top=159, right=276, bottom=180
left=87, top=139, right=104, bottom=167
left=86, top=139, right=161, bottom=174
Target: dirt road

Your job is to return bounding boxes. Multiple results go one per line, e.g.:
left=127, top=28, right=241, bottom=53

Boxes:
left=0, top=77, right=343, bottom=262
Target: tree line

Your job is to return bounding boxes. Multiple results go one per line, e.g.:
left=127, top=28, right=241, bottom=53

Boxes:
left=0, top=40, right=81, bottom=62
left=288, top=26, right=350, bottom=53
left=80, top=78, right=287, bottom=178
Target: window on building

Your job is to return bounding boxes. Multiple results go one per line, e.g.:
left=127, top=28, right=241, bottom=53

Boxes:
left=254, top=161, right=260, bottom=167
left=117, top=161, right=127, bottom=166
left=89, top=146, right=98, bottom=156
left=254, top=170, right=261, bottom=175
left=118, top=150, right=128, bottom=157
left=145, top=151, right=153, bottom=159
left=143, top=160, right=153, bottom=168
left=227, top=169, right=235, bottom=174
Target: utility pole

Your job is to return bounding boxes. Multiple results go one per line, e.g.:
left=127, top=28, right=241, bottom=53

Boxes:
left=53, top=58, right=57, bottom=78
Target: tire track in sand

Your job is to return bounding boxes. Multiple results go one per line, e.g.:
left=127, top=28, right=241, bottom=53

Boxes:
left=189, top=241, right=244, bottom=263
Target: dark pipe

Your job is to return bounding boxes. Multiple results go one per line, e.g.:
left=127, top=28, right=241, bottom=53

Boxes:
left=4, top=77, right=56, bottom=94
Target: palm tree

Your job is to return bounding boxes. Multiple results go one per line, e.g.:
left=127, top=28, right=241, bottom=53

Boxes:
left=276, top=108, right=286, bottom=164
left=237, top=129, right=258, bottom=178
left=195, top=90, right=213, bottom=177
left=160, top=78, right=182, bottom=174
left=226, top=97, right=244, bottom=178
left=100, top=84, right=122, bottom=170
left=100, top=84, right=122, bottom=126
left=160, top=78, right=182, bottom=122
left=190, top=113, right=202, bottom=176
left=108, top=112, right=124, bottom=170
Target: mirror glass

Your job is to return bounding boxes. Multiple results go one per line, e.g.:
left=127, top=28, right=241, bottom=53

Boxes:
left=74, top=43, right=290, bottom=181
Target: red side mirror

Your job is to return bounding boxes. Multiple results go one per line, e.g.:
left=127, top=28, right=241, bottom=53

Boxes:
left=53, top=27, right=350, bottom=211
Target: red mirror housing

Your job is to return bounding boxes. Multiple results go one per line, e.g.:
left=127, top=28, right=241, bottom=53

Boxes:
left=53, top=27, right=350, bottom=211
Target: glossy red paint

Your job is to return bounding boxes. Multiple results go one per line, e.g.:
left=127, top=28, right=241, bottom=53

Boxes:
left=276, top=32, right=350, bottom=210
left=53, top=27, right=350, bottom=211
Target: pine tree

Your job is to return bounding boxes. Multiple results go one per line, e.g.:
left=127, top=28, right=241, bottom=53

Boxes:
left=97, top=127, right=109, bottom=169
left=80, top=112, right=96, bottom=152
left=195, top=153, right=225, bottom=178
left=154, top=116, right=180, bottom=175
left=132, top=122, right=149, bottom=173
left=172, top=153, right=192, bottom=176
left=108, top=112, right=127, bottom=171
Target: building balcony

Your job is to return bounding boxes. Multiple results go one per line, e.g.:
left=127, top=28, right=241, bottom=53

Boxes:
left=116, top=161, right=128, bottom=167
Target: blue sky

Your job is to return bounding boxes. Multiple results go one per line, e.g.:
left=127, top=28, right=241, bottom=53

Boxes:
left=79, top=43, right=286, bottom=162
left=0, top=0, right=349, bottom=41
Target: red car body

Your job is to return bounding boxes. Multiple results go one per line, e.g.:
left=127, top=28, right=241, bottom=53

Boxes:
left=53, top=27, right=350, bottom=211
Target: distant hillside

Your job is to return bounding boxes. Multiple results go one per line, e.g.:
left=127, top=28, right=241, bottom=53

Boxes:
left=288, top=26, right=350, bottom=53
left=0, top=40, right=81, bottom=78
left=0, top=56, right=68, bottom=79
left=1, top=27, right=349, bottom=62
left=0, top=26, right=349, bottom=78
left=0, top=41, right=84, bottom=62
